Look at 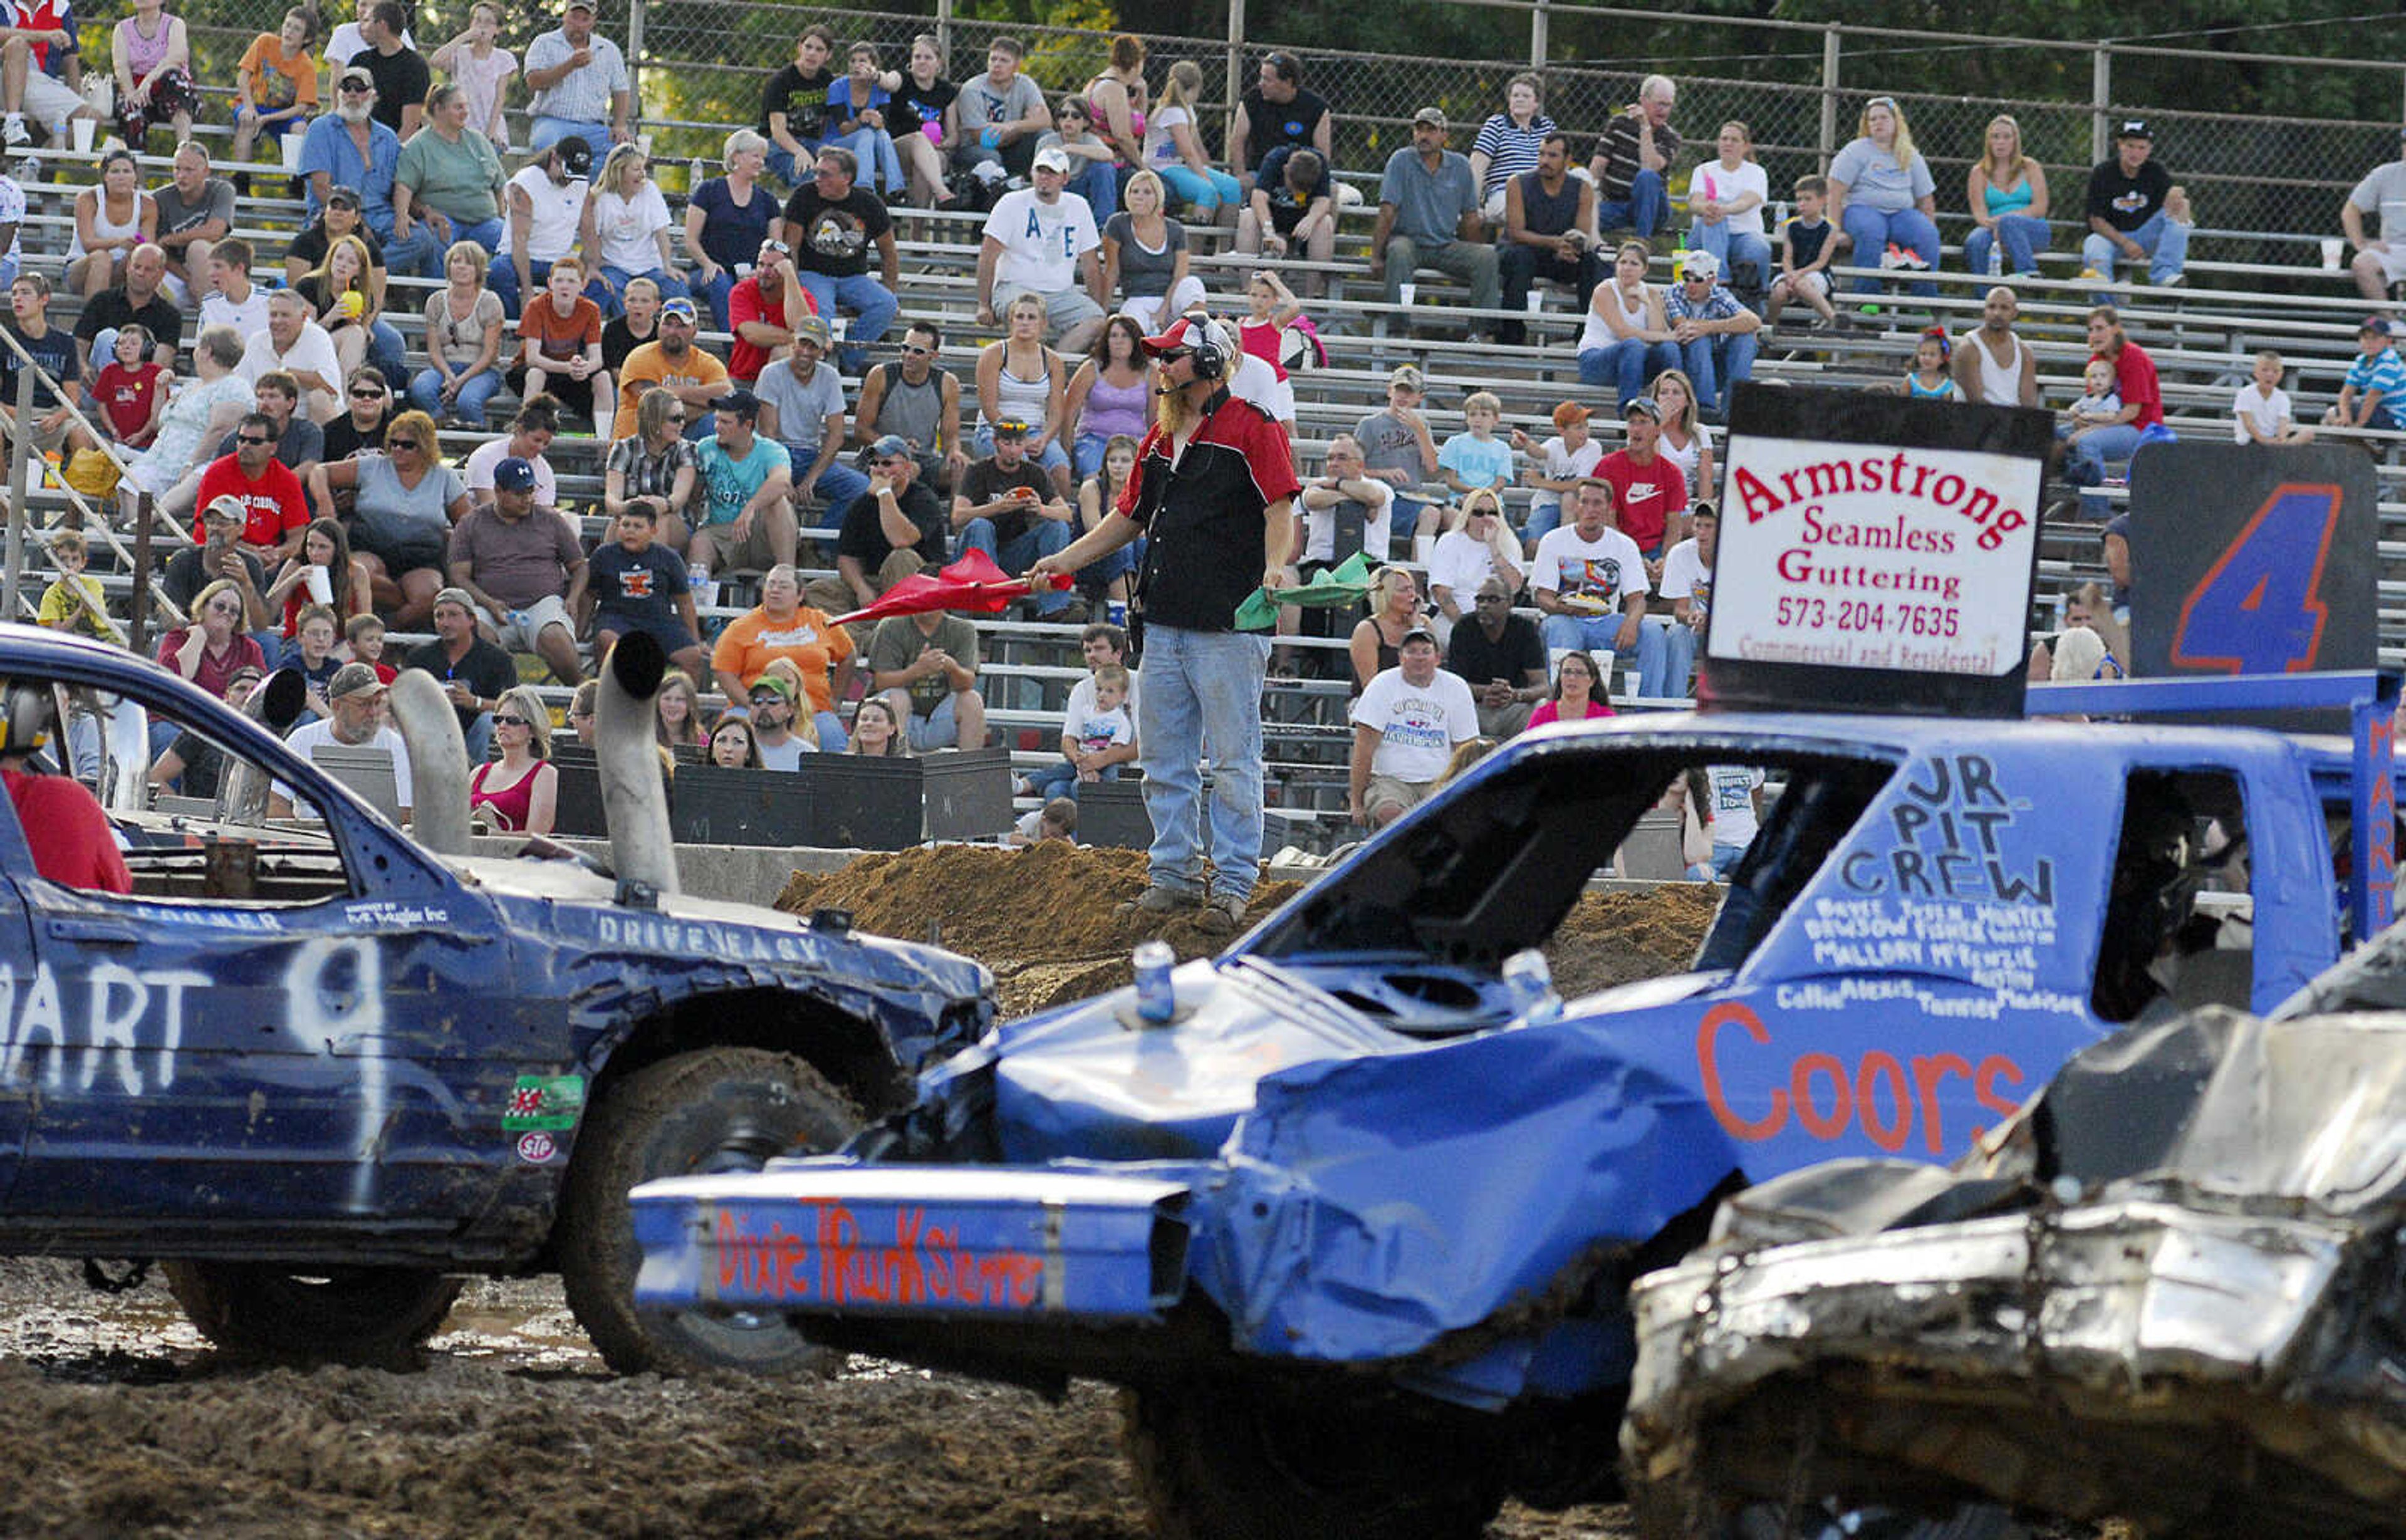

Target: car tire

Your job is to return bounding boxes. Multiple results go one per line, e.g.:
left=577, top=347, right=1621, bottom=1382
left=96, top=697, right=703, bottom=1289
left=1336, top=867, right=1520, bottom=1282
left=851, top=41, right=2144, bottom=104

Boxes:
left=1122, top=1382, right=1506, bottom=1540
left=1633, top=1495, right=2027, bottom=1540
left=557, top=1045, right=860, bottom=1376
left=162, top=1262, right=464, bottom=1366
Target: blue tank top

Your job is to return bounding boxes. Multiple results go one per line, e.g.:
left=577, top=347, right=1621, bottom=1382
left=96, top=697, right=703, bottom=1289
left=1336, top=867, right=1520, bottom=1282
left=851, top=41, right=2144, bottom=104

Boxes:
left=1982, top=176, right=2036, bottom=217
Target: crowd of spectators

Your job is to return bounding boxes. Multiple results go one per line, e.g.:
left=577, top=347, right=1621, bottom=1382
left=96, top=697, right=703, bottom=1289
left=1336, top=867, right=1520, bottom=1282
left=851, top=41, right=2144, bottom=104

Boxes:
left=0, top=8, right=2381, bottom=851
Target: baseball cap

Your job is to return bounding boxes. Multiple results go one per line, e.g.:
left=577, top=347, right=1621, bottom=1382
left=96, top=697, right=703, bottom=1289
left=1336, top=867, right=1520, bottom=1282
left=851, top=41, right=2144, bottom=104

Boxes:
left=1412, top=107, right=1448, bottom=129
left=555, top=136, right=593, bottom=177
left=793, top=314, right=833, bottom=348
left=432, top=586, right=477, bottom=615
left=1400, top=624, right=1440, bottom=648
left=2365, top=315, right=2403, bottom=338
left=338, top=64, right=374, bottom=88
left=1031, top=145, right=1072, bottom=174
left=325, top=184, right=363, bottom=211
left=659, top=296, right=698, bottom=323
left=989, top=418, right=1031, bottom=439
left=2117, top=118, right=2152, bottom=140
left=492, top=456, right=537, bottom=492
left=326, top=662, right=383, bottom=700
left=1622, top=396, right=1663, bottom=422
left=707, top=388, right=762, bottom=419
left=1140, top=314, right=1224, bottom=358
left=868, top=433, right=913, bottom=459
left=1388, top=363, right=1425, bottom=390
left=565, top=0, right=596, bottom=12
left=1680, top=249, right=1721, bottom=281
left=226, top=663, right=268, bottom=689
left=1551, top=401, right=1590, bottom=430
left=203, top=493, right=247, bottom=524
left=747, top=675, right=796, bottom=702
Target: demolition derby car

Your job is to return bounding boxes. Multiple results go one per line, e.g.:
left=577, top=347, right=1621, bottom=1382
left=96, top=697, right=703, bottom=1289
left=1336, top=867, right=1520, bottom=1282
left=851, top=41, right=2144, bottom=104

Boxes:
left=1622, top=931, right=2406, bottom=1540
left=630, top=673, right=2404, bottom=1538
left=0, top=626, right=989, bottom=1371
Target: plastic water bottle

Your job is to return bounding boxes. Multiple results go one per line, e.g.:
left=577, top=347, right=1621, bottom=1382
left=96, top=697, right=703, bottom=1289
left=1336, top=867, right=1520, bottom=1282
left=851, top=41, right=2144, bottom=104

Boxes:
left=1502, top=948, right=1560, bottom=1026
left=1987, top=239, right=2003, bottom=277
left=1133, top=940, right=1176, bottom=1023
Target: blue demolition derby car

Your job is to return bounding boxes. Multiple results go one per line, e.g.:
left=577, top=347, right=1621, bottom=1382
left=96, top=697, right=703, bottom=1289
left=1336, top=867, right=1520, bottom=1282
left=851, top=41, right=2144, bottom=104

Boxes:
left=632, top=672, right=2402, bottom=1539
left=0, top=626, right=989, bottom=1372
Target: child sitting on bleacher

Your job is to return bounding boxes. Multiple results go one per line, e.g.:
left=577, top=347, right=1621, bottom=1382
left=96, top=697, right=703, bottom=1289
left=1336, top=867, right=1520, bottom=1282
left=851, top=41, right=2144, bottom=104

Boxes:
left=2234, top=349, right=2311, bottom=445
left=2063, top=358, right=2123, bottom=438
left=283, top=603, right=341, bottom=719
left=88, top=324, right=166, bottom=450
left=1009, top=796, right=1078, bottom=848
left=1435, top=392, right=1515, bottom=549
left=1905, top=328, right=1961, bottom=400
left=1036, top=662, right=1135, bottom=802
left=1765, top=175, right=1841, bottom=329
left=346, top=612, right=396, bottom=684
left=36, top=530, right=124, bottom=645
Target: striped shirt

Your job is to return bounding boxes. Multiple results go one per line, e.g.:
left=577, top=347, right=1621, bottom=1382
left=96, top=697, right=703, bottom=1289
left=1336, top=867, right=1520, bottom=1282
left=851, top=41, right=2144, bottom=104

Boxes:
left=2345, top=343, right=2406, bottom=403
left=1471, top=112, right=1556, bottom=198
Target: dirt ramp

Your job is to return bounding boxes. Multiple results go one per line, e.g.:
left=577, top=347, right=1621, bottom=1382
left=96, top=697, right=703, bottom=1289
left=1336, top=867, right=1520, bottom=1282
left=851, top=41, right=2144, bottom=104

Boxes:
left=778, top=844, right=1722, bottom=1016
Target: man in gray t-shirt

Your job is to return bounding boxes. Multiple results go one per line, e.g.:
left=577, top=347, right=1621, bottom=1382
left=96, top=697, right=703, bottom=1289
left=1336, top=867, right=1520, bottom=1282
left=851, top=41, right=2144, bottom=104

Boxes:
left=1353, top=363, right=1442, bottom=545
left=755, top=316, right=871, bottom=526
left=1370, top=108, right=1498, bottom=330
left=154, top=143, right=236, bottom=306
left=2344, top=136, right=2406, bottom=303
left=952, top=38, right=1049, bottom=182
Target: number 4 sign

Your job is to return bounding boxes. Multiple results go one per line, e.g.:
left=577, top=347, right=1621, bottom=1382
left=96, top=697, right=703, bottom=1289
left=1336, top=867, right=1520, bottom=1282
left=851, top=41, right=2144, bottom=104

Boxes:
left=2131, top=445, right=2375, bottom=680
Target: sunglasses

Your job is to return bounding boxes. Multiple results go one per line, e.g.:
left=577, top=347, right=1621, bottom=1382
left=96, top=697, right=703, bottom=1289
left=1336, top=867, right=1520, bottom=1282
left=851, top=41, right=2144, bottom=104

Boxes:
left=1474, top=592, right=1509, bottom=604
left=236, top=434, right=274, bottom=446
left=748, top=692, right=785, bottom=705
left=340, top=81, right=373, bottom=93
left=491, top=714, right=531, bottom=727
left=899, top=343, right=933, bottom=356
left=350, top=387, right=385, bottom=398
left=667, top=413, right=687, bottom=424
left=390, top=439, right=425, bottom=451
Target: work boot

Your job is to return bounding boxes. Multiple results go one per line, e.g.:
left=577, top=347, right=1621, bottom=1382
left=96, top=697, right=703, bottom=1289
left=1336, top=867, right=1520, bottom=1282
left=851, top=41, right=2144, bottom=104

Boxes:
left=1196, top=891, right=1249, bottom=935
left=1118, top=883, right=1201, bottom=919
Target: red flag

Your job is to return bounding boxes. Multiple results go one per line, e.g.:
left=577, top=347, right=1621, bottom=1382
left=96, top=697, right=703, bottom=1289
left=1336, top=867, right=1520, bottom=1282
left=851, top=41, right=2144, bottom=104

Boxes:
left=830, top=551, right=1070, bottom=628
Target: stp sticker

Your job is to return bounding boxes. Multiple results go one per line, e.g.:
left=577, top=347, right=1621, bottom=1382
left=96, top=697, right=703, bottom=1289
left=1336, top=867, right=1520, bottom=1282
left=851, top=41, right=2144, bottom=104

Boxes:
left=516, top=1131, right=558, bottom=1163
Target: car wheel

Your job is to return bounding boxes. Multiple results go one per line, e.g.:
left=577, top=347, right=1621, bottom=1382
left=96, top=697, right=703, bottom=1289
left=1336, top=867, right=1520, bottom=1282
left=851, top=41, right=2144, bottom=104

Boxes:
left=558, top=1045, right=859, bottom=1376
left=163, top=1262, right=464, bottom=1367
left=1122, top=1382, right=1506, bottom=1540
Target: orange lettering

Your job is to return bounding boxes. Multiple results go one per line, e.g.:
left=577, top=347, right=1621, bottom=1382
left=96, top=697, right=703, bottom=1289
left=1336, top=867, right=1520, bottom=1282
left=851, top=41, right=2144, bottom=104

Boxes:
left=1909, top=1053, right=1974, bottom=1154
left=1973, top=1054, right=2026, bottom=1125
left=1791, top=1053, right=1853, bottom=1140
left=1697, top=1002, right=1787, bottom=1140
left=1855, top=1052, right=1912, bottom=1153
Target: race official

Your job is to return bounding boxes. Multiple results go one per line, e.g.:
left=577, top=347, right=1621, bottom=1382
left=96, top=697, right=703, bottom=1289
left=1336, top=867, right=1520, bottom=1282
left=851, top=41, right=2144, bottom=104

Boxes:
left=1031, top=315, right=1298, bottom=932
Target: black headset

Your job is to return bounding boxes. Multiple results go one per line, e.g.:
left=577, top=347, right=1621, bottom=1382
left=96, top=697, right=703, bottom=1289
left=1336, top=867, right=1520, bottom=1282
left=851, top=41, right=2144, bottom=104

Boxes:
left=1184, top=318, right=1232, bottom=380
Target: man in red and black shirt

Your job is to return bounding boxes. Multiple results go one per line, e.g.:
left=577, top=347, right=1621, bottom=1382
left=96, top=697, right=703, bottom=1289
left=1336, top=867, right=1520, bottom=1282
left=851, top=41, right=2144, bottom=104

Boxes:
left=2061, top=303, right=2162, bottom=521
left=192, top=411, right=311, bottom=565
left=1032, top=315, right=1299, bottom=932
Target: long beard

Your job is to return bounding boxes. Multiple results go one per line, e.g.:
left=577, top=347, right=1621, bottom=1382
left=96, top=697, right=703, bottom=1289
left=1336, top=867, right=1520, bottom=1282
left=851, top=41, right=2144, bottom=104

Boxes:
left=337, top=101, right=373, bottom=125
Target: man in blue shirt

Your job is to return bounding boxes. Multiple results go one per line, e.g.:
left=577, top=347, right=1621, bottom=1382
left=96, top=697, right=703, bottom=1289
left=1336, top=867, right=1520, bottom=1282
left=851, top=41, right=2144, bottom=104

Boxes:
left=299, top=66, right=439, bottom=278
left=1662, top=250, right=1763, bottom=417
left=1370, top=108, right=1499, bottom=338
left=690, top=388, right=800, bottom=575
left=2325, top=315, right=2406, bottom=434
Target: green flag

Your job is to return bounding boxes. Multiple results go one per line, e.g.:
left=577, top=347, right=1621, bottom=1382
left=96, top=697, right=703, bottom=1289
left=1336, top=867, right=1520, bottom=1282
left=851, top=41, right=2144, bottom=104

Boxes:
left=1232, top=551, right=1377, bottom=631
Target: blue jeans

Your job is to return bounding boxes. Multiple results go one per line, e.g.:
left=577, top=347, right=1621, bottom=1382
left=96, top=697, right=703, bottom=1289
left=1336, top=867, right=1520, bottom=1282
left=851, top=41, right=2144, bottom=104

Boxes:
left=1159, top=162, right=1242, bottom=216
left=2081, top=210, right=2190, bottom=287
left=462, top=709, right=494, bottom=766
left=826, top=126, right=904, bottom=195
left=1689, top=843, right=1746, bottom=882
left=409, top=365, right=504, bottom=424
left=698, top=266, right=739, bottom=330
left=373, top=217, right=444, bottom=280
left=959, top=516, right=1073, bottom=615
left=790, top=269, right=900, bottom=349
left=531, top=117, right=611, bottom=153
left=1677, top=330, right=1759, bottom=413
left=1523, top=498, right=1563, bottom=546
left=1578, top=338, right=1677, bottom=410
left=1963, top=214, right=2049, bottom=277
left=795, top=455, right=870, bottom=531
left=764, top=140, right=823, bottom=187
left=588, top=264, right=690, bottom=320
left=1136, top=624, right=1270, bottom=901
left=368, top=318, right=406, bottom=383
left=1035, top=759, right=1119, bottom=801
left=1066, top=159, right=1118, bottom=219
left=1635, top=614, right=1696, bottom=699
left=813, top=709, right=849, bottom=752
left=1595, top=168, right=1668, bottom=237
left=1541, top=612, right=1626, bottom=657
left=2061, top=420, right=2143, bottom=519
left=1838, top=203, right=1941, bottom=296
left=1687, top=222, right=1773, bottom=292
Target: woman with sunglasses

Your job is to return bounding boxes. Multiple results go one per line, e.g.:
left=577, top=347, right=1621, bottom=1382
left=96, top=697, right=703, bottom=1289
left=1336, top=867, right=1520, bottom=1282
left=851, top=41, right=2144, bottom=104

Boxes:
left=603, top=387, right=697, bottom=549
left=411, top=239, right=506, bottom=425
left=156, top=576, right=268, bottom=701
left=308, top=409, right=467, bottom=628
left=321, top=365, right=395, bottom=461
left=469, top=685, right=558, bottom=835
left=1826, top=95, right=1940, bottom=298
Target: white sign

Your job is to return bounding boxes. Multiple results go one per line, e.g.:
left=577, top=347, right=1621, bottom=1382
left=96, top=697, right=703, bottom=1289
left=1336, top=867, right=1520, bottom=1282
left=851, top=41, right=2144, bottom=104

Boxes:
left=1709, top=436, right=2041, bottom=676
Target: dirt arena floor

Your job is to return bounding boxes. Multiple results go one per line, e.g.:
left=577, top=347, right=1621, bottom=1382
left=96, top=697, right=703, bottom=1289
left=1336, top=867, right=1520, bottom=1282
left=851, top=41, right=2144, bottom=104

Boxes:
left=0, top=845, right=1727, bottom=1539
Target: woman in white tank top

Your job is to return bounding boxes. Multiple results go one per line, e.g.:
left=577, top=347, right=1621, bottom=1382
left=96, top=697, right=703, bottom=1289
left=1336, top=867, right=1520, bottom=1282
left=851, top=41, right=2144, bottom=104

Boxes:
left=1577, top=240, right=1676, bottom=410
left=66, top=149, right=156, bottom=298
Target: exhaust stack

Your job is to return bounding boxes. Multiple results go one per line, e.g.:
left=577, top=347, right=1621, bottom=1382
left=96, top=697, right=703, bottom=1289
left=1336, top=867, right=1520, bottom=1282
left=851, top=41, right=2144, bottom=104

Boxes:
left=595, top=632, right=678, bottom=896
left=217, top=667, right=310, bottom=824
left=388, top=669, right=471, bottom=854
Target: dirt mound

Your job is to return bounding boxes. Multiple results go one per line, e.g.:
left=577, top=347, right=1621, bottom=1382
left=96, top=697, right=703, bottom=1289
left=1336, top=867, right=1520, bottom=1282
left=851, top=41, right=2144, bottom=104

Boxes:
left=779, top=843, right=1721, bottom=1017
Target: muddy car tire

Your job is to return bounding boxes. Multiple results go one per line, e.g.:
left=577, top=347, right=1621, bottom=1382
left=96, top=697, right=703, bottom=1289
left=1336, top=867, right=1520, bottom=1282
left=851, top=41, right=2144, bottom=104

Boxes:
left=558, top=1046, right=860, bottom=1376
left=1632, top=1495, right=2026, bottom=1540
left=1122, top=1383, right=1506, bottom=1540
left=163, top=1262, right=464, bottom=1366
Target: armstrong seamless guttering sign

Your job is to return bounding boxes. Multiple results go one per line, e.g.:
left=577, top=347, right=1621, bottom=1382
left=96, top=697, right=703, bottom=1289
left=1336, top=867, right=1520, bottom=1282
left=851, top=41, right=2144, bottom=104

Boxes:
left=1702, top=385, right=2054, bottom=719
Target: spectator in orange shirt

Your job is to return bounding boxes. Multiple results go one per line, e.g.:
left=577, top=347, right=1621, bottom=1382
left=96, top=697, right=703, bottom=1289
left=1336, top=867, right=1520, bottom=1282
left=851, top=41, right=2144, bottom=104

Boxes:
left=511, top=254, right=608, bottom=425
left=612, top=294, right=726, bottom=439
left=708, top=561, right=854, bottom=749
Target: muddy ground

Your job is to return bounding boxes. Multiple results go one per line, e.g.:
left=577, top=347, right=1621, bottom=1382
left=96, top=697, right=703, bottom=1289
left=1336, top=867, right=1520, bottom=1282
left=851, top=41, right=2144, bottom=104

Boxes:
left=0, top=845, right=1724, bottom=1539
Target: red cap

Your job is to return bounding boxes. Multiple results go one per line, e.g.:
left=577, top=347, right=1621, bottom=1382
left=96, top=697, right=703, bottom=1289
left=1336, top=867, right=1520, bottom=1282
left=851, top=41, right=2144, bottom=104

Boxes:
left=1141, top=316, right=1211, bottom=356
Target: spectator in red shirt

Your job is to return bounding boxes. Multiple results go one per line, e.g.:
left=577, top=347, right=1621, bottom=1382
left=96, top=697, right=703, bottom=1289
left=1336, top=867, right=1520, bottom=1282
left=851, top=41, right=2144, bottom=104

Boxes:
left=191, top=410, right=312, bottom=564
left=1595, top=396, right=1689, bottom=575
left=0, top=683, right=130, bottom=895
left=726, top=237, right=817, bottom=384
left=2059, top=303, right=2160, bottom=520
left=157, top=576, right=269, bottom=700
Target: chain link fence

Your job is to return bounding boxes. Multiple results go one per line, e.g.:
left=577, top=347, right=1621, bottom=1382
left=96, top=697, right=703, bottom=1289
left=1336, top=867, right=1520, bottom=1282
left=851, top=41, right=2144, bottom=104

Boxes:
left=139, top=0, right=2406, bottom=262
